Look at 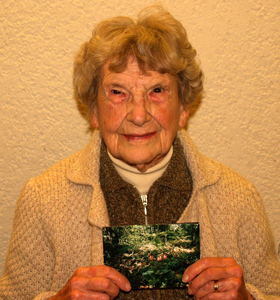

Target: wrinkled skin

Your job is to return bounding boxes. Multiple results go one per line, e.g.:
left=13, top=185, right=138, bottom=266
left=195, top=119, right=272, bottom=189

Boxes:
left=49, top=266, right=131, bottom=300
left=50, top=58, right=189, bottom=299
left=51, top=60, right=252, bottom=300
left=50, top=258, right=253, bottom=299
left=183, top=257, right=253, bottom=300
left=91, top=56, right=189, bottom=173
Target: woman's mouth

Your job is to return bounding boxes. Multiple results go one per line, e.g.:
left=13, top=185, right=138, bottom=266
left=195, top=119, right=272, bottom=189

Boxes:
left=123, top=132, right=157, bottom=142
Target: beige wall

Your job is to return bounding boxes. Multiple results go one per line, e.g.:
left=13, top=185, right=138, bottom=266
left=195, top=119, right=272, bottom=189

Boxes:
left=1, top=0, right=279, bottom=274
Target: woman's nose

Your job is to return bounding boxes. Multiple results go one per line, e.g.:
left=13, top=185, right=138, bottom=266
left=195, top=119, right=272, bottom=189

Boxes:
left=126, top=96, right=151, bottom=126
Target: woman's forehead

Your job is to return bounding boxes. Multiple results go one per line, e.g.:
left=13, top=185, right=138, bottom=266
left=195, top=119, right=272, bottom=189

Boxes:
left=102, top=57, right=174, bottom=86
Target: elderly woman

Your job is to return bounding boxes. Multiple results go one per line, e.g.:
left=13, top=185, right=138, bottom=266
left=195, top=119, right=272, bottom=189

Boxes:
left=0, top=5, right=279, bottom=300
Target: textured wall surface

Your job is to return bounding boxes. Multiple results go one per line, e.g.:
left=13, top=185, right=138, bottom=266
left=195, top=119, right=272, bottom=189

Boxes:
left=1, top=0, right=279, bottom=275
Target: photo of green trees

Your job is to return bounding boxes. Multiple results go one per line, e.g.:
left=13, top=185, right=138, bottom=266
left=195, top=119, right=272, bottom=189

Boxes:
left=103, top=223, right=200, bottom=289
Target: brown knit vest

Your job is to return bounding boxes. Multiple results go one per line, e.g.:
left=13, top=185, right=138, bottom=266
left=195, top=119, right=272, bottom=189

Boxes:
left=100, top=138, right=193, bottom=299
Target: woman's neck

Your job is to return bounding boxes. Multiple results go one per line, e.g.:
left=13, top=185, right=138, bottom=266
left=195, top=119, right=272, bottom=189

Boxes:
left=108, top=147, right=173, bottom=194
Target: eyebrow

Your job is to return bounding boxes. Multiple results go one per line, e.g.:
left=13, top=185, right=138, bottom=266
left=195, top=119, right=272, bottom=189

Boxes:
left=104, top=81, right=125, bottom=87
left=103, top=77, right=172, bottom=90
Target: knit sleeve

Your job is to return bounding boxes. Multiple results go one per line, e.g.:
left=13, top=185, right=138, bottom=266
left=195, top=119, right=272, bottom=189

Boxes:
left=238, top=184, right=280, bottom=300
left=33, top=291, right=57, bottom=300
left=0, top=179, right=56, bottom=299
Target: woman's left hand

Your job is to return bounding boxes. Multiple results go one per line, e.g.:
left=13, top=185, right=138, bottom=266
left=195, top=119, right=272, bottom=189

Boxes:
left=182, top=257, right=253, bottom=299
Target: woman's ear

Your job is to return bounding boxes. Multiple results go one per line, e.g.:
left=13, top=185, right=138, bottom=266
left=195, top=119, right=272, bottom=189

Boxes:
left=179, top=105, right=189, bottom=128
left=90, top=105, right=99, bottom=128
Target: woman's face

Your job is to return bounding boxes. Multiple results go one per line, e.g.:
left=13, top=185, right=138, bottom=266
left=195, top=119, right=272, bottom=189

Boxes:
left=91, top=57, right=189, bottom=172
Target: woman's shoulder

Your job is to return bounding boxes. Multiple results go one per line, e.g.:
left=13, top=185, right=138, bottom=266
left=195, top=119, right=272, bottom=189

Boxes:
left=34, top=149, right=84, bottom=184
left=17, top=141, right=98, bottom=214
left=29, top=131, right=102, bottom=188
left=178, top=130, right=261, bottom=206
left=17, top=151, right=84, bottom=209
left=198, top=150, right=265, bottom=219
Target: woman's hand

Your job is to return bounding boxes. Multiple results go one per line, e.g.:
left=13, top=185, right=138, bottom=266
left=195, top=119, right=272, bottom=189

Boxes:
left=182, top=257, right=253, bottom=300
left=50, top=265, right=131, bottom=300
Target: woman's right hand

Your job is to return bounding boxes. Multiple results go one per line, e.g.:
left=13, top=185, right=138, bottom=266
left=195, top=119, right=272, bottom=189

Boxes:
left=49, top=265, right=131, bottom=299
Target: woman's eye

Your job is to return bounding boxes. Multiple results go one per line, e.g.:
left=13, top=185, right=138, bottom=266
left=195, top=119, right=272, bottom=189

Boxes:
left=149, top=86, right=168, bottom=103
left=107, top=88, right=128, bottom=104
left=153, top=87, right=163, bottom=93
left=111, top=89, right=122, bottom=94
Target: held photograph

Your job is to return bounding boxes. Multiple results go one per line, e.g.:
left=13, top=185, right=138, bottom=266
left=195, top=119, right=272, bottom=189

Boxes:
left=103, top=223, right=200, bottom=290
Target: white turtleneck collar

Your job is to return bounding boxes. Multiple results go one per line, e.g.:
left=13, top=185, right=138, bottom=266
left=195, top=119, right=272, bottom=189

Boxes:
left=107, top=147, right=173, bottom=194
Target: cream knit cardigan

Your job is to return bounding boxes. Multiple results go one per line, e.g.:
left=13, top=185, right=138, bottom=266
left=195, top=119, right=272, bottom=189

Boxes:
left=0, top=130, right=279, bottom=300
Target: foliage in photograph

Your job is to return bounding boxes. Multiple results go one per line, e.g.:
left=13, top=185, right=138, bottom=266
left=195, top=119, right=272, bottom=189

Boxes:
left=103, top=223, right=200, bottom=289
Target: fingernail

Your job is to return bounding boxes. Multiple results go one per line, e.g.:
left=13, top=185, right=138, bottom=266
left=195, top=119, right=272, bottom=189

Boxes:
left=182, top=275, right=188, bottom=283
left=188, top=286, right=192, bottom=295
left=126, top=282, right=131, bottom=291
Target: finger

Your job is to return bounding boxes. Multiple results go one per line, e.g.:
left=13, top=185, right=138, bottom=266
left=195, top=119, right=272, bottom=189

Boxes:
left=199, top=291, right=229, bottom=300
left=74, top=266, right=131, bottom=292
left=191, top=277, right=245, bottom=299
left=199, top=288, right=250, bottom=300
left=86, top=276, right=121, bottom=298
left=188, top=265, right=243, bottom=295
left=183, top=257, right=237, bottom=282
left=69, top=275, right=120, bottom=299
left=61, top=288, right=111, bottom=300
left=190, top=280, right=217, bottom=298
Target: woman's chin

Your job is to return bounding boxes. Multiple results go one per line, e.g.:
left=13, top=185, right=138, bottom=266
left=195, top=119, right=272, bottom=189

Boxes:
left=121, top=152, right=165, bottom=172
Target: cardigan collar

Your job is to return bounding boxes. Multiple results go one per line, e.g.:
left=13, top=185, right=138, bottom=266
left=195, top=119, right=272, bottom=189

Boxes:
left=66, top=129, right=102, bottom=187
left=66, top=129, right=221, bottom=228
left=177, top=129, right=221, bottom=191
left=66, top=130, right=110, bottom=228
left=100, top=137, right=193, bottom=194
